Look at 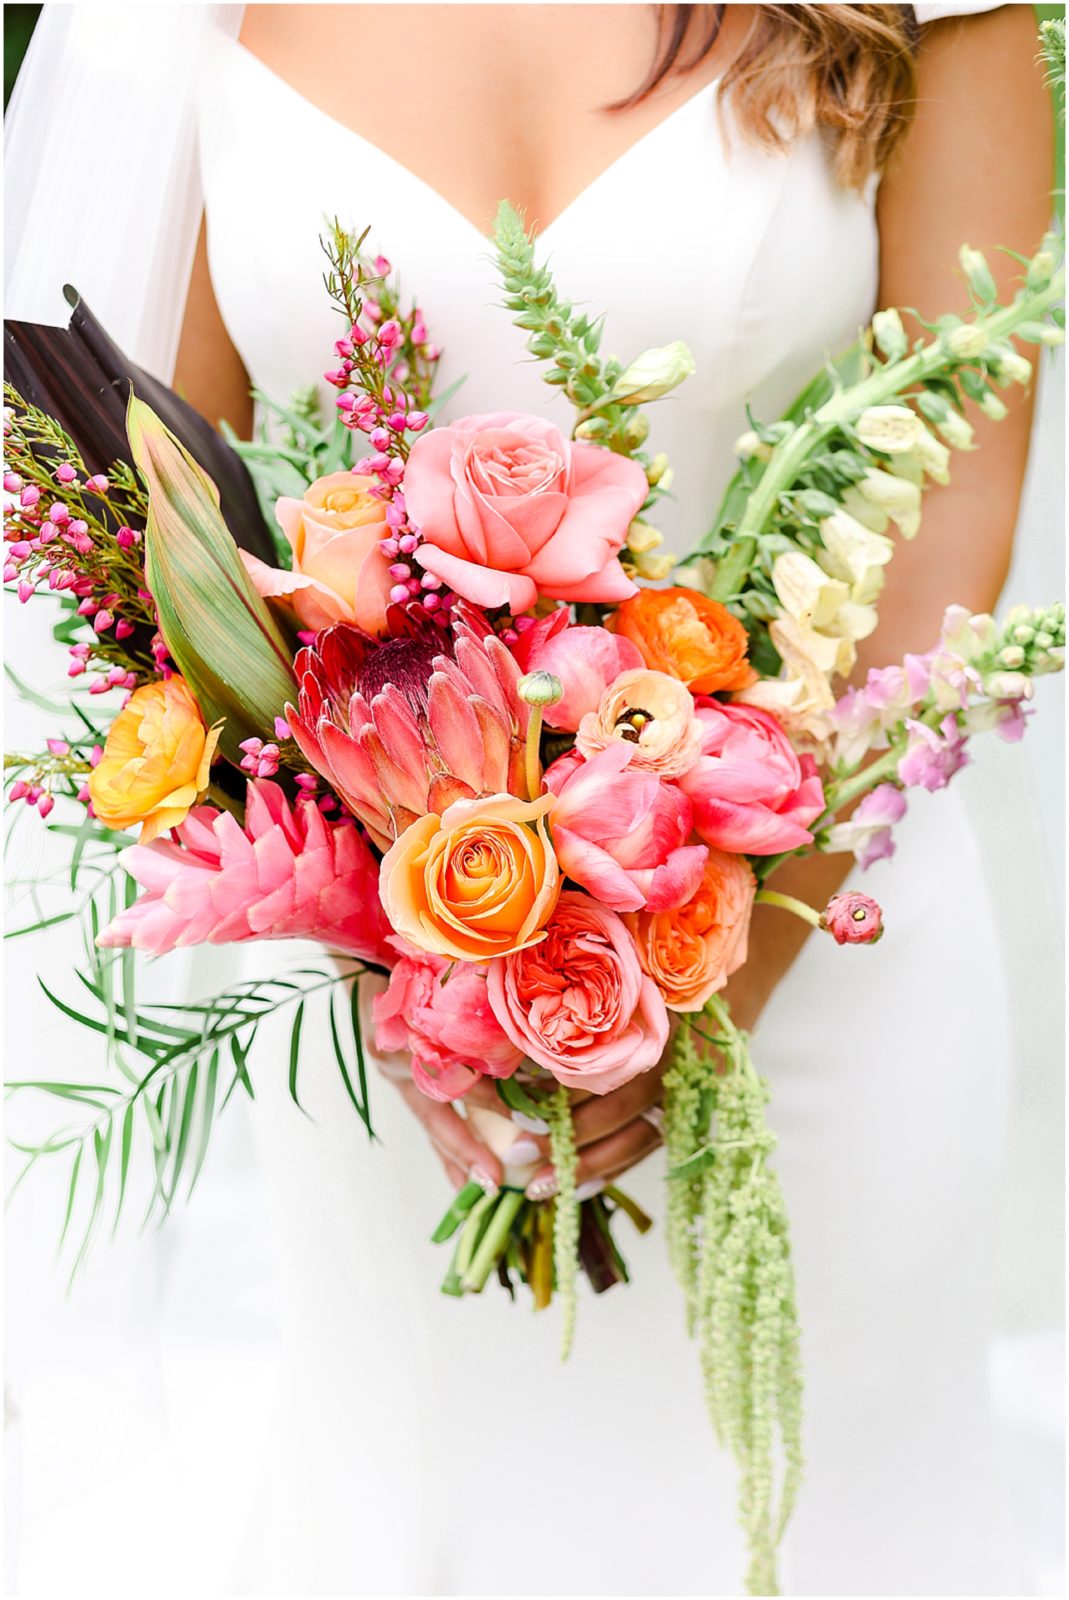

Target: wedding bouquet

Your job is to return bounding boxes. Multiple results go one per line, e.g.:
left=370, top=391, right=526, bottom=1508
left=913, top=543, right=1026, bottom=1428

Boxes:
left=5, top=201, right=1064, bottom=1594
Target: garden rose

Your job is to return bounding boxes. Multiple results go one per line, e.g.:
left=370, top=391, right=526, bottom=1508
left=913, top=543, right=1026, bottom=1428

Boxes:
left=378, top=792, right=560, bottom=962
left=576, top=669, right=703, bottom=777
left=240, top=471, right=393, bottom=634
left=89, top=676, right=221, bottom=842
left=486, top=891, right=669, bottom=1093
left=372, top=946, right=522, bottom=1101
left=609, top=586, right=757, bottom=694
left=543, top=744, right=707, bottom=912
left=625, top=848, right=754, bottom=1012
left=510, top=608, right=643, bottom=731
left=403, top=411, right=646, bottom=612
left=678, top=701, right=825, bottom=855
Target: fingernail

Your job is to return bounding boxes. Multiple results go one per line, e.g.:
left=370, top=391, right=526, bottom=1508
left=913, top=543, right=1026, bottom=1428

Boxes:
left=576, top=1179, right=603, bottom=1202
left=526, top=1175, right=558, bottom=1202
left=511, top=1110, right=549, bottom=1135
left=470, top=1166, right=499, bottom=1198
left=507, top=1136, right=541, bottom=1164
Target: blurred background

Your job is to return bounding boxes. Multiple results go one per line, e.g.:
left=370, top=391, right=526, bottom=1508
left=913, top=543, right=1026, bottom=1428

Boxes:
left=3, top=4, right=1065, bottom=1597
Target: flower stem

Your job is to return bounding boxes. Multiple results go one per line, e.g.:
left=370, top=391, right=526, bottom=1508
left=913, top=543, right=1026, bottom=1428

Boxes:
left=524, top=703, right=545, bottom=801
left=754, top=888, right=822, bottom=928
left=461, top=1188, right=526, bottom=1292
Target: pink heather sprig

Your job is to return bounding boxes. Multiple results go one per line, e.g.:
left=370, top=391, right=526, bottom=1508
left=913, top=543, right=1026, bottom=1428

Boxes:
left=5, top=736, right=103, bottom=820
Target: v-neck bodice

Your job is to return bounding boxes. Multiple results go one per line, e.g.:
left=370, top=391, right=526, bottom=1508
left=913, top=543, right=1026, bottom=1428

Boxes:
left=199, top=29, right=879, bottom=550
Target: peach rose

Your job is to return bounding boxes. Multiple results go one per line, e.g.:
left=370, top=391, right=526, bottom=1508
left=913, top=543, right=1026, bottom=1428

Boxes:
left=624, top=848, right=755, bottom=1012
left=576, top=668, right=703, bottom=777
left=486, top=891, right=670, bottom=1094
left=240, top=471, right=393, bottom=635
left=610, top=586, right=757, bottom=695
left=403, top=411, right=647, bottom=613
left=89, top=676, right=221, bottom=843
left=378, top=792, right=560, bottom=962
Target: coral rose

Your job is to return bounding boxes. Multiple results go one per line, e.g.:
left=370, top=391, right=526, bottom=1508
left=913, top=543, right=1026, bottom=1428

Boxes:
left=486, top=891, right=669, bottom=1093
left=89, top=676, right=221, bottom=843
left=624, top=848, right=755, bottom=1012
left=543, top=745, right=707, bottom=912
left=678, top=700, right=825, bottom=855
left=240, top=471, right=393, bottom=635
left=372, top=948, right=523, bottom=1102
left=403, top=411, right=646, bottom=613
left=576, top=669, right=703, bottom=777
left=378, top=792, right=560, bottom=962
left=510, top=608, right=644, bottom=731
left=610, top=586, right=757, bottom=694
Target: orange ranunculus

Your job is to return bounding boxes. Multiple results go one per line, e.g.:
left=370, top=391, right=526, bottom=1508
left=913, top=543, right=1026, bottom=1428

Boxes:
left=89, top=677, right=221, bottom=842
left=240, top=471, right=394, bottom=635
left=624, top=847, right=754, bottom=1012
left=378, top=792, right=560, bottom=963
left=610, top=586, right=757, bottom=695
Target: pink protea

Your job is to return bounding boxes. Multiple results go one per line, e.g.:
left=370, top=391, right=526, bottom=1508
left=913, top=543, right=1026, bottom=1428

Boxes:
left=285, top=602, right=531, bottom=849
left=97, top=780, right=393, bottom=963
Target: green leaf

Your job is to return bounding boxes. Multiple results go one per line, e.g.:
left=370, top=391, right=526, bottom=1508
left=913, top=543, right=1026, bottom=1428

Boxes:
left=666, top=1146, right=716, bottom=1182
left=431, top=1179, right=484, bottom=1243
left=187, top=1049, right=219, bottom=1201
left=327, top=988, right=372, bottom=1137
left=127, top=393, right=297, bottom=764
left=288, top=999, right=307, bottom=1112
left=112, top=1104, right=135, bottom=1239
left=3, top=661, right=71, bottom=715
left=495, top=1075, right=549, bottom=1124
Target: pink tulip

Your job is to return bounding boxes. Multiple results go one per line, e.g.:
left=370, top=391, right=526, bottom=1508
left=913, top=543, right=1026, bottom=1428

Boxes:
left=372, top=944, right=522, bottom=1102
left=543, top=745, right=707, bottom=913
left=97, top=780, right=393, bottom=964
left=510, top=608, right=644, bottom=731
left=404, top=411, right=646, bottom=613
left=678, top=700, right=825, bottom=855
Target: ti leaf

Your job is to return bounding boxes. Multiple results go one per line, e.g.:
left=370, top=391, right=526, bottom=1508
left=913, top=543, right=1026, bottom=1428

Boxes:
left=127, top=393, right=297, bottom=765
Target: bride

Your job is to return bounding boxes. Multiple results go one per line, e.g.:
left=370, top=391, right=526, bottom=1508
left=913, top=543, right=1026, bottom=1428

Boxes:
left=4, top=3, right=1059, bottom=1595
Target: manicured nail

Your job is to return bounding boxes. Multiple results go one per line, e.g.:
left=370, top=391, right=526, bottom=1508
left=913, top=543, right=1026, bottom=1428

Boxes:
left=526, top=1175, right=558, bottom=1202
left=470, top=1166, right=499, bottom=1198
left=511, top=1110, right=550, bottom=1135
left=507, top=1137, right=541, bottom=1164
left=576, top=1179, right=603, bottom=1202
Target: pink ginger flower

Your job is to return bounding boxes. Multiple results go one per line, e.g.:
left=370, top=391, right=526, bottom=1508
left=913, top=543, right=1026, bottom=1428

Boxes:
left=678, top=700, right=825, bottom=855
left=824, top=782, right=908, bottom=869
left=286, top=602, right=531, bottom=850
left=820, top=892, right=884, bottom=945
left=543, top=744, right=707, bottom=913
left=509, top=607, right=643, bottom=732
left=896, top=713, right=970, bottom=792
left=97, top=780, right=392, bottom=963
left=372, top=943, right=523, bottom=1102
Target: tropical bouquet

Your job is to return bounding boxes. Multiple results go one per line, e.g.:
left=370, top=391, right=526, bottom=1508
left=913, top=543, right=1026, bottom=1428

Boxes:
left=4, top=195, right=1064, bottom=1594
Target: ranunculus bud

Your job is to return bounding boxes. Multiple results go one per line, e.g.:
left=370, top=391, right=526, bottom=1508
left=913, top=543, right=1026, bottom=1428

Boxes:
left=958, top=245, right=997, bottom=304
left=517, top=670, right=564, bottom=707
left=613, top=340, right=696, bottom=404
left=944, top=323, right=990, bottom=361
left=872, top=308, right=907, bottom=363
left=856, top=405, right=922, bottom=454
left=820, top=892, right=884, bottom=945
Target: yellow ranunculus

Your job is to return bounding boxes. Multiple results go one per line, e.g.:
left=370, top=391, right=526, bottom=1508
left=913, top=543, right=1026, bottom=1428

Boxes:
left=378, top=792, right=560, bottom=963
left=89, top=676, right=221, bottom=841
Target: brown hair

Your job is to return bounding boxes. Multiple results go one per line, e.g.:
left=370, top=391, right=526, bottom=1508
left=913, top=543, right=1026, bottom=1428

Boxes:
left=616, top=4, right=921, bottom=186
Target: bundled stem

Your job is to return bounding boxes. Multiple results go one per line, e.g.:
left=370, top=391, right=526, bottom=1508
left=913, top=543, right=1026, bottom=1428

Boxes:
left=545, top=1085, right=580, bottom=1360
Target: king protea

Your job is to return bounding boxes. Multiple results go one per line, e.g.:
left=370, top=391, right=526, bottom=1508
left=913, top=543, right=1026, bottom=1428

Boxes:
left=97, top=780, right=392, bottom=963
left=285, top=603, right=532, bottom=848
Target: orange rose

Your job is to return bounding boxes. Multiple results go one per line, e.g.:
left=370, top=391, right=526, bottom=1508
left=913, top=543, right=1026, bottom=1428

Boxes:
left=610, top=586, right=757, bottom=695
left=624, top=848, right=754, bottom=1011
left=240, top=471, right=393, bottom=635
left=89, top=676, right=221, bottom=842
left=378, top=792, right=560, bottom=962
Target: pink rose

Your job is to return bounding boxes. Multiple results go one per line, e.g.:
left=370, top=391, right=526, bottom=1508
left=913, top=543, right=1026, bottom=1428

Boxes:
left=486, top=891, right=669, bottom=1094
left=543, top=745, right=707, bottom=913
left=240, top=472, right=393, bottom=635
left=510, top=609, right=644, bottom=731
left=403, top=412, right=646, bottom=613
left=372, top=945, right=523, bottom=1102
left=678, top=701, right=825, bottom=855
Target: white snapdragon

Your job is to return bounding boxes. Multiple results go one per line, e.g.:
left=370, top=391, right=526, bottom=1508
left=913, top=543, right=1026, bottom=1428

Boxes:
left=817, top=510, right=895, bottom=605
left=856, top=404, right=923, bottom=453
left=852, top=468, right=922, bottom=539
left=771, top=551, right=849, bottom=631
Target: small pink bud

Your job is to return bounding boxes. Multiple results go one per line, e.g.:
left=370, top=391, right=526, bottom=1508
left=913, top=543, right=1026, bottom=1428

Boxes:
left=296, top=629, right=317, bottom=647
left=55, top=463, right=77, bottom=484
left=295, top=773, right=318, bottom=792
left=107, top=666, right=127, bottom=686
left=9, top=780, right=27, bottom=801
left=398, top=533, right=419, bottom=555
left=38, top=521, right=57, bottom=543
left=369, top=427, right=391, bottom=450
left=820, top=893, right=884, bottom=945
left=349, top=322, right=368, bottom=346
left=67, top=659, right=86, bottom=677
left=422, top=592, right=441, bottom=612
left=20, top=485, right=40, bottom=508
left=424, top=344, right=442, bottom=362
left=86, top=474, right=109, bottom=495
left=77, top=783, right=91, bottom=804
left=116, top=526, right=139, bottom=549
left=387, top=562, right=411, bottom=581
left=49, top=502, right=70, bottom=526
left=114, top=619, right=135, bottom=641
left=406, top=411, right=429, bottom=432
left=70, top=643, right=91, bottom=659
left=514, top=614, right=536, bottom=634
left=46, top=739, right=70, bottom=756
left=385, top=503, right=406, bottom=529
left=372, top=254, right=392, bottom=277
left=334, top=338, right=354, bottom=359
left=3, top=473, right=22, bottom=493
left=93, top=609, right=114, bottom=632
left=379, top=537, right=400, bottom=558
left=274, top=716, right=291, bottom=740
left=37, top=792, right=55, bottom=818
left=389, top=584, right=410, bottom=605
left=420, top=573, right=442, bottom=591
left=363, top=299, right=382, bottom=323
left=336, top=394, right=356, bottom=413
left=89, top=745, right=103, bottom=767
left=3, top=563, right=18, bottom=582
left=88, top=678, right=110, bottom=694
left=378, top=319, right=402, bottom=348
left=386, top=412, right=407, bottom=431
left=238, top=736, right=263, bottom=755
left=17, top=580, right=34, bottom=603
left=367, top=452, right=390, bottom=474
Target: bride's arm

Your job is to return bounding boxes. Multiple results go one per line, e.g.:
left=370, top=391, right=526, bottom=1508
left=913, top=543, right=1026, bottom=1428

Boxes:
left=172, top=216, right=254, bottom=437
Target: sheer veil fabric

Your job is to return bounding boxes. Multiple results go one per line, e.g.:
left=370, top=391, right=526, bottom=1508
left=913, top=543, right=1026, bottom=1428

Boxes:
left=3, top=3, right=1062, bottom=1595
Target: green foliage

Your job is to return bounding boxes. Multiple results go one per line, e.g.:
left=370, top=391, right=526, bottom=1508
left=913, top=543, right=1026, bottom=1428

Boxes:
left=127, top=393, right=297, bottom=764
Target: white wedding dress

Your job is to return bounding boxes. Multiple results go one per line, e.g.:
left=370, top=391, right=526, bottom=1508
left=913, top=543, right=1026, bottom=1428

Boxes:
left=192, top=17, right=1034, bottom=1597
